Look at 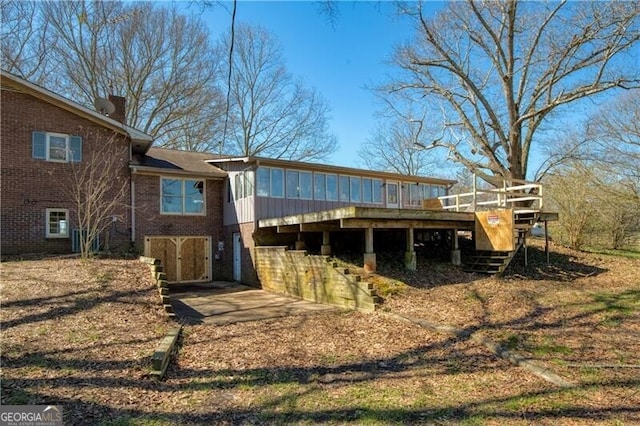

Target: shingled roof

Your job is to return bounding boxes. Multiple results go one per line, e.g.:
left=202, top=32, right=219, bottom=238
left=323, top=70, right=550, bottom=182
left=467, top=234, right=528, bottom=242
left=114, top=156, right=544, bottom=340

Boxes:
left=132, top=147, right=226, bottom=178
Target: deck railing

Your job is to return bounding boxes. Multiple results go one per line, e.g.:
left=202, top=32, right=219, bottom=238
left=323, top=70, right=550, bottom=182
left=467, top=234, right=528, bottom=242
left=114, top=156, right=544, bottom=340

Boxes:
left=438, top=176, right=543, bottom=212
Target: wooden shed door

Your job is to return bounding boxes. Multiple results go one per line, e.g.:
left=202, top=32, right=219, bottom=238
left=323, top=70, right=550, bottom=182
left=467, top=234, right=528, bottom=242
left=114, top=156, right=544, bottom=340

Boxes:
left=145, top=236, right=211, bottom=283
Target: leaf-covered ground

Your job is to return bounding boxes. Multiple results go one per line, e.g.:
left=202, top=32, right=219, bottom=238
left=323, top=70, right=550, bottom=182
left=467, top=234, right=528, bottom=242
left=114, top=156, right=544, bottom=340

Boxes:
left=1, top=243, right=638, bottom=425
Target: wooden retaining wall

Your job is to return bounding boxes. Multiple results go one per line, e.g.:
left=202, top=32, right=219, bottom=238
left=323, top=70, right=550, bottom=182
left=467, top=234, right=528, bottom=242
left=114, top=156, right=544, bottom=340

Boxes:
left=255, top=247, right=379, bottom=311
left=139, top=256, right=175, bottom=317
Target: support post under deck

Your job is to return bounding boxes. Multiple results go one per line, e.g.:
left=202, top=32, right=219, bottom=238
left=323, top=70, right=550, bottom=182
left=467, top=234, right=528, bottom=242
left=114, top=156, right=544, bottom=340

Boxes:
left=404, top=227, right=416, bottom=271
left=544, top=220, right=549, bottom=265
left=451, top=228, right=461, bottom=266
left=363, top=227, right=376, bottom=273
left=321, top=231, right=332, bottom=255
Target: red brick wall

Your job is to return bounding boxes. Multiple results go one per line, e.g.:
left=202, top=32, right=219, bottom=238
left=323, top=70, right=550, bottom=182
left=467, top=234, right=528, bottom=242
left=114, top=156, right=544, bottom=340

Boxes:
left=133, top=173, right=225, bottom=279
left=1, top=90, right=132, bottom=255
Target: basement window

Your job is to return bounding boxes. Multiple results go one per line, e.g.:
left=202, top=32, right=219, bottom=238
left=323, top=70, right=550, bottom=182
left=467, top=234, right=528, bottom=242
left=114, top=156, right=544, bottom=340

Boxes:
left=46, top=209, right=69, bottom=238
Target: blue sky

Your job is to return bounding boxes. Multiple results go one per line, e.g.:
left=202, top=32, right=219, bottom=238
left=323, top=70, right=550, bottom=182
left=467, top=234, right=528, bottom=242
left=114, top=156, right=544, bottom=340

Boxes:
left=198, top=1, right=445, bottom=170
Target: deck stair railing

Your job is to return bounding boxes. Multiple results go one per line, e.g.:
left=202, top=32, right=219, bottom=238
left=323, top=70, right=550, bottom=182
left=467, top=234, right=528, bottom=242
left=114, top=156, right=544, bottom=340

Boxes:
left=464, top=210, right=540, bottom=275
left=437, top=175, right=544, bottom=275
left=437, top=176, right=543, bottom=213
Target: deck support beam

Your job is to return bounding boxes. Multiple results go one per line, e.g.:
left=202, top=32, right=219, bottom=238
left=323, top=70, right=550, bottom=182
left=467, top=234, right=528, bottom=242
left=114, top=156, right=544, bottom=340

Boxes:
left=405, top=227, right=416, bottom=271
left=451, top=228, right=461, bottom=266
left=544, top=220, right=550, bottom=264
left=363, top=227, right=376, bottom=273
left=321, top=231, right=332, bottom=255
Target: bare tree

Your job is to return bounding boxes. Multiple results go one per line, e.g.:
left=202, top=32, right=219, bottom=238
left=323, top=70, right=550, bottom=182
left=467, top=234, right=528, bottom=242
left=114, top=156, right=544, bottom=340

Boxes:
left=540, top=90, right=640, bottom=250
left=0, top=1, right=54, bottom=83
left=587, top=91, right=640, bottom=190
left=546, top=166, right=595, bottom=250
left=64, top=132, right=129, bottom=259
left=545, top=158, right=640, bottom=250
left=385, top=1, right=640, bottom=184
left=218, top=24, right=338, bottom=161
left=358, top=115, right=439, bottom=176
left=1, top=1, right=225, bottom=150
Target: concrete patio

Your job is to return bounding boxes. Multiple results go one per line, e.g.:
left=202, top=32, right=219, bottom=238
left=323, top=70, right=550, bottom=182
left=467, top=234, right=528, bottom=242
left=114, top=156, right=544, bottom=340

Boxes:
left=169, top=281, right=337, bottom=325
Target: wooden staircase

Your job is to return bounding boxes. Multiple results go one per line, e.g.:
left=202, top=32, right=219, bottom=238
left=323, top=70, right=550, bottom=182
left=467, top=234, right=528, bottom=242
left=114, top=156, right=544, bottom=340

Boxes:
left=437, top=175, right=549, bottom=276
left=464, top=210, right=540, bottom=275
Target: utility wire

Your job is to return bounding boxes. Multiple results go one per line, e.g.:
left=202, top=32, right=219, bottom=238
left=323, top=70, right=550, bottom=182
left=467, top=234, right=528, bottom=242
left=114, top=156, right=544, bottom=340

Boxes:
left=220, top=0, right=237, bottom=156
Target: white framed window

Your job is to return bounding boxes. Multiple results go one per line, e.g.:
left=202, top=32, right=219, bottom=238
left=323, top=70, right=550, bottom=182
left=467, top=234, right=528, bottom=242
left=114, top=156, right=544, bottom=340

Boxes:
left=362, top=178, right=372, bottom=203
left=285, top=170, right=313, bottom=200
left=286, top=170, right=300, bottom=199
left=32, top=131, right=82, bottom=163
left=420, top=184, right=431, bottom=200
left=409, top=183, right=422, bottom=206
left=372, top=179, right=383, bottom=204
left=243, top=171, right=254, bottom=198
left=233, top=173, right=244, bottom=200
left=271, top=168, right=284, bottom=198
left=314, top=172, right=326, bottom=200
left=300, top=171, right=313, bottom=200
left=339, top=175, right=350, bottom=202
left=46, top=209, right=69, bottom=238
left=257, top=167, right=270, bottom=197
left=161, top=177, right=205, bottom=215
left=255, top=167, right=284, bottom=198
left=326, top=174, right=338, bottom=201
left=350, top=177, right=361, bottom=202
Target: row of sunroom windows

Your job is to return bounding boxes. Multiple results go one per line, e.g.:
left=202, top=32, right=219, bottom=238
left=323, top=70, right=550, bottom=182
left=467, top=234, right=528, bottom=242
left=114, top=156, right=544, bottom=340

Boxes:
left=232, top=167, right=447, bottom=205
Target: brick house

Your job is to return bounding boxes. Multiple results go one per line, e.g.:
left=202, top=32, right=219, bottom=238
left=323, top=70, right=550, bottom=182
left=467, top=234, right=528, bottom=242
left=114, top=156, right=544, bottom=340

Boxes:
left=1, top=70, right=151, bottom=255
left=11, top=70, right=534, bottom=286
left=1, top=70, right=231, bottom=281
left=130, top=147, right=227, bottom=282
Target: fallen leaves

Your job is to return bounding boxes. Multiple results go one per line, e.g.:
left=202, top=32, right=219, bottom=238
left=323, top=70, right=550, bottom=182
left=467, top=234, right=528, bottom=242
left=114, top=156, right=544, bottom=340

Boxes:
left=1, top=243, right=638, bottom=424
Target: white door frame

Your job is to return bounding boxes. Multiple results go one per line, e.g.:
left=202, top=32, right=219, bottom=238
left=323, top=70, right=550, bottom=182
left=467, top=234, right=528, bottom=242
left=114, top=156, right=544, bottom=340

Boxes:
left=386, top=181, right=400, bottom=208
left=232, top=232, right=242, bottom=282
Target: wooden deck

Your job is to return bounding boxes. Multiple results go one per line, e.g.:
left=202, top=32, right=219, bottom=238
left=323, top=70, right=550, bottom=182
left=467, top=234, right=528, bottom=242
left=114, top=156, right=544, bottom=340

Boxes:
left=258, top=206, right=477, bottom=232
left=258, top=205, right=557, bottom=232
left=257, top=176, right=559, bottom=275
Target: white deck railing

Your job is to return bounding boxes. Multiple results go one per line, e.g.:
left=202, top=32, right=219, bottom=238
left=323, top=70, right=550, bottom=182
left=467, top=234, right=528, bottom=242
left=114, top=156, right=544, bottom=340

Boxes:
left=438, top=176, right=543, bottom=212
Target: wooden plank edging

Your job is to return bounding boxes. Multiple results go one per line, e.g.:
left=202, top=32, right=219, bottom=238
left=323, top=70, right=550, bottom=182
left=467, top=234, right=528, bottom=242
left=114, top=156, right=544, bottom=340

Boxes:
left=150, top=326, right=182, bottom=380
left=139, top=256, right=161, bottom=265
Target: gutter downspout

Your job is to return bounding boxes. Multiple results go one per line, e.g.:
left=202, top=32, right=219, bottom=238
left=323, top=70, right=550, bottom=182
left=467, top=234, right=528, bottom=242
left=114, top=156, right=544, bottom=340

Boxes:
left=131, top=167, right=136, bottom=244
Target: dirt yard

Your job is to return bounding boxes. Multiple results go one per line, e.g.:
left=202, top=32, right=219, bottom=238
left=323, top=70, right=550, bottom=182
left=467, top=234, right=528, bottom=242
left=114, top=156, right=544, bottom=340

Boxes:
left=1, top=242, right=638, bottom=425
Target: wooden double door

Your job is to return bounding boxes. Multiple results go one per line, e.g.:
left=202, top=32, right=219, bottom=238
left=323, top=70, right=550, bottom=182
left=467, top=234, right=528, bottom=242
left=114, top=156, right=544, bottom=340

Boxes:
left=145, top=236, right=211, bottom=283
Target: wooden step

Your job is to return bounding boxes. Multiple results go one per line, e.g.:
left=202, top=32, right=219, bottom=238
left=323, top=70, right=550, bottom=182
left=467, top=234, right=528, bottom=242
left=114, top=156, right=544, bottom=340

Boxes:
left=469, top=261, right=508, bottom=267
left=465, top=268, right=502, bottom=272
left=471, top=253, right=510, bottom=260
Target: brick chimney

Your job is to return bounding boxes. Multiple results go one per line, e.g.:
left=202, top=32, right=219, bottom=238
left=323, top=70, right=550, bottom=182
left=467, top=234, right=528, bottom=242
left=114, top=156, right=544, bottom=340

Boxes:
left=108, top=95, right=126, bottom=125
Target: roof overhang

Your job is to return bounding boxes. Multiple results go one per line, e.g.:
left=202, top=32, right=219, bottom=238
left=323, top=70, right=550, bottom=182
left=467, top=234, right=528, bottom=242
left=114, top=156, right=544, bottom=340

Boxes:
left=130, top=164, right=226, bottom=179
left=207, top=156, right=456, bottom=186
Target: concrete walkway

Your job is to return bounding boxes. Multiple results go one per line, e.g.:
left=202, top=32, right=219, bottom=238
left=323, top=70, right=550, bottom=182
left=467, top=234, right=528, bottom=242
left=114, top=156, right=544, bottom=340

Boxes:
left=170, top=282, right=336, bottom=325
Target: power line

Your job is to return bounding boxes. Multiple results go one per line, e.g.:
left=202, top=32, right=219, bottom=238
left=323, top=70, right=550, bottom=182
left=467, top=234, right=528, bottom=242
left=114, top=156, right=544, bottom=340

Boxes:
left=220, top=0, right=237, bottom=156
